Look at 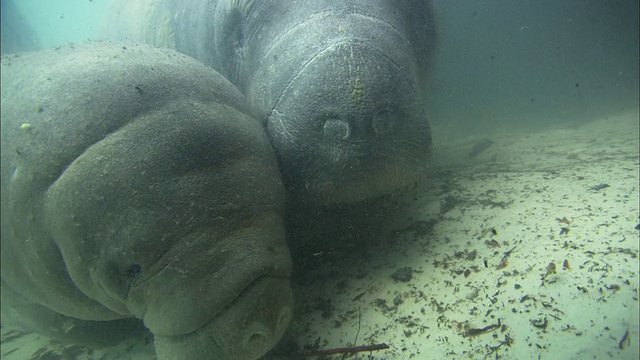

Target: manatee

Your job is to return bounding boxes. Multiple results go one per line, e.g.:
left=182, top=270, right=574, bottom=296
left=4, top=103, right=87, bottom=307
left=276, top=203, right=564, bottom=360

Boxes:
left=102, top=0, right=437, bottom=205
left=0, top=42, right=293, bottom=360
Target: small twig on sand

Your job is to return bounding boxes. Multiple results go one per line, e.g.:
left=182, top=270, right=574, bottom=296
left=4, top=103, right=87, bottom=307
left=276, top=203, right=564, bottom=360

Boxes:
left=299, top=343, right=390, bottom=357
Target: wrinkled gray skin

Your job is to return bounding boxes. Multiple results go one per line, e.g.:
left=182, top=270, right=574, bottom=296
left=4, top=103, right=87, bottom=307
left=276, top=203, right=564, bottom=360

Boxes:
left=0, top=42, right=293, bottom=360
left=104, top=0, right=436, bottom=205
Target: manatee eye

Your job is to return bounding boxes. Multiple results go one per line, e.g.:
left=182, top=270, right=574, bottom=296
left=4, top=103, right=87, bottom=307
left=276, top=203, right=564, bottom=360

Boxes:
left=127, top=264, right=142, bottom=276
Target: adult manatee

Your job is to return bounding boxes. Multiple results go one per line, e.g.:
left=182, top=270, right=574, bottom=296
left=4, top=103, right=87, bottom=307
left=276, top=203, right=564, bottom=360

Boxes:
left=103, top=0, right=437, bottom=205
left=0, top=42, right=292, bottom=360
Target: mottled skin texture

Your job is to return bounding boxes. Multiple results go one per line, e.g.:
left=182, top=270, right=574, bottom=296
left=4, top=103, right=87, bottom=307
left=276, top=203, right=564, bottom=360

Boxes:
left=1, top=42, right=293, bottom=360
left=103, top=0, right=437, bottom=205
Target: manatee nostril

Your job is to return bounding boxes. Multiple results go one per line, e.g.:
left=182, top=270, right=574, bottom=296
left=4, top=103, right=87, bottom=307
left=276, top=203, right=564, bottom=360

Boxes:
left=372, top=109, right=396, bottom=135
left=322, top=118, right=350, bottom=140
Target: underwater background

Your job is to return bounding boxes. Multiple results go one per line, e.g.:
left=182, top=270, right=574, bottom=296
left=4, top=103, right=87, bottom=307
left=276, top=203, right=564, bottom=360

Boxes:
left=1, top=0, right=638, bottom=359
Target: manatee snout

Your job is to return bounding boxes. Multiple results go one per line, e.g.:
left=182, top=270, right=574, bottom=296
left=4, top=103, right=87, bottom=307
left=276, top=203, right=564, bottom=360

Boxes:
left=224, top=3, right=437, bottom=205
left=264, top=39, right=432, bottom=204
left=1, top=42, right=293, bottom=360
left=154, top=276, right=293, bottom=360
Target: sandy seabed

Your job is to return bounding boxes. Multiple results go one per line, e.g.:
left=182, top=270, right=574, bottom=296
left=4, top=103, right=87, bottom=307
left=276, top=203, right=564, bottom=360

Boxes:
left=2, top=112, right=638, bottom=360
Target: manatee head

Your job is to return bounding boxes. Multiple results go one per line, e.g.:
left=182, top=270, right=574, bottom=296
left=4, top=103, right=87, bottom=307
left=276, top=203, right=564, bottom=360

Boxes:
left=0, top=42, right=293, bottom=360
left=43, top=103, right=293, bottom=359
left=214, top=0, right=436, bottom=205
left=42, top=103, right=294, bottom=359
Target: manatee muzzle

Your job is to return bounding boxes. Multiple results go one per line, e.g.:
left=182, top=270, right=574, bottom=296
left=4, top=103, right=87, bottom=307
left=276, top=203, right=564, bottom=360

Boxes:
left=153, top=276, right=293, bottom=360
left=122, top=218, right=293, bottom=359
left=244, top=10, right=431, bottom=203
left=264, top=39, right=431, bottom=203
